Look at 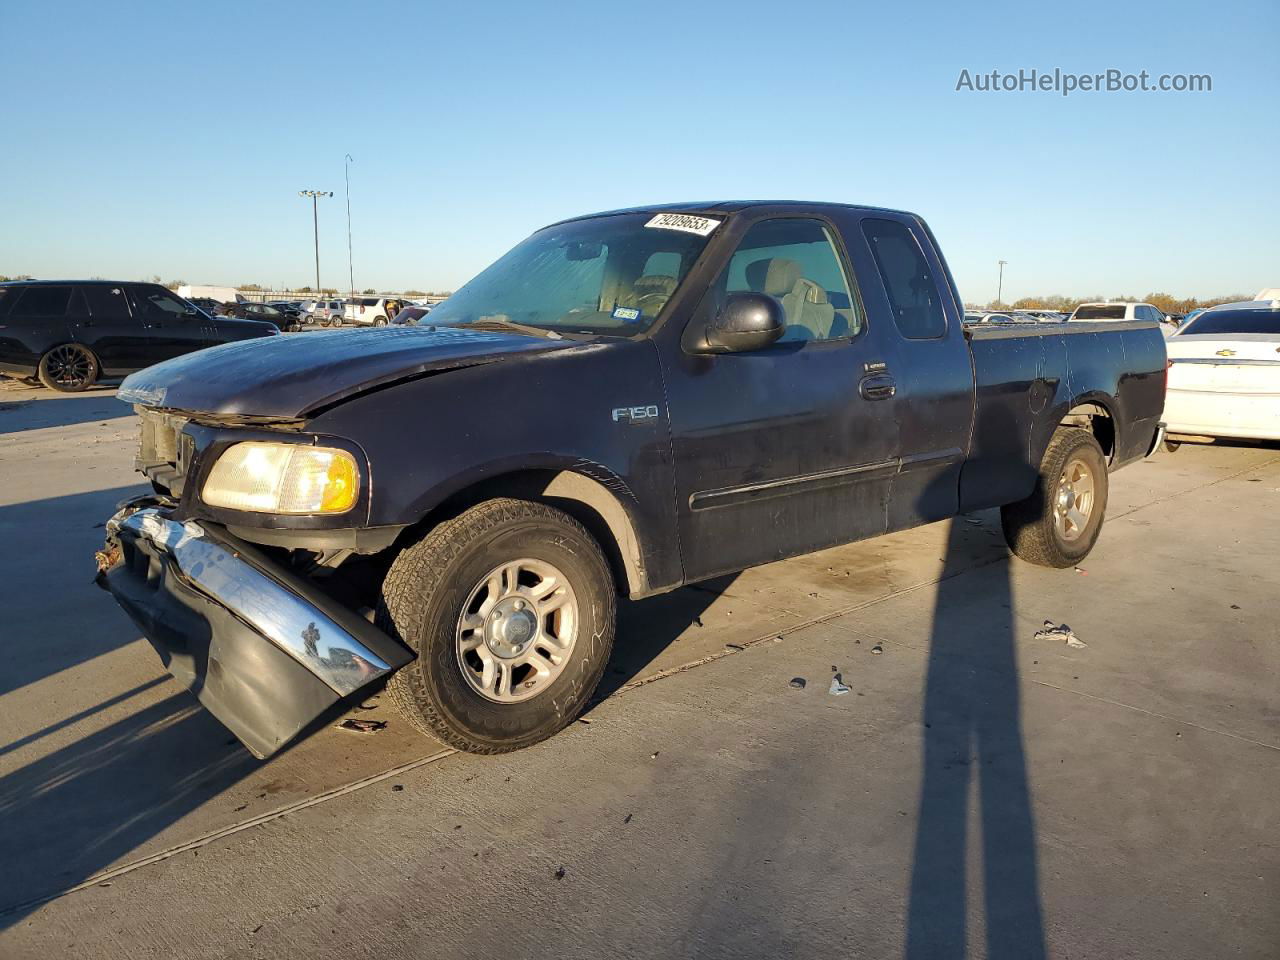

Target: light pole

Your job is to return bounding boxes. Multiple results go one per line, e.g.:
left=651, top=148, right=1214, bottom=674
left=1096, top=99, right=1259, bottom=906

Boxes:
left=344, top=155, right=355, bottom=302
left=299, top=189, right=333, bottom=295
left=997, top=259, right=1008, bottom=306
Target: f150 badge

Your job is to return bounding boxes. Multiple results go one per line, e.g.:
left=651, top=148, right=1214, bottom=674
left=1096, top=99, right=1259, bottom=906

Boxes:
left=612, top=405, right=660, bottom=423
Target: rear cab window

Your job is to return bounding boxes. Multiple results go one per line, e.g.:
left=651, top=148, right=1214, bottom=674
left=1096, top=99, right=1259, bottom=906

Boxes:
left=860, top=219, right=947, bottom=339
left=1074, top=304, right=1127, bottom=320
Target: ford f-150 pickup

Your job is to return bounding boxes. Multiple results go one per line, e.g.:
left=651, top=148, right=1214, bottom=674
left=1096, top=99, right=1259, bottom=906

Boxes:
left=96, top=201, right=1167, bottom=758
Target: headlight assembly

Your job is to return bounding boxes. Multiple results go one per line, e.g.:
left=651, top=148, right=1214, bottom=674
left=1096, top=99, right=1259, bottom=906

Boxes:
left=202, top=442, right=359, bottom=514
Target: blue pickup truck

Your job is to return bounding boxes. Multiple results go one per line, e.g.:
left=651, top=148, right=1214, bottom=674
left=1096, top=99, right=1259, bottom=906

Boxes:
left=96, top=201, right=1167, bottom=758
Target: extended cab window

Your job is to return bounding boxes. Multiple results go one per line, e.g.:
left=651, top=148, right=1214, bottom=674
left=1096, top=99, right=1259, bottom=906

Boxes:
left=1074, top=304, right=1127, bottom=320
left=723, top=219, right=861, bottom=342
left=861, top=219, right=947, bottom=339
left=427, top=212, right=714, bottom=335
left=11, top=285, right=72, bottom=317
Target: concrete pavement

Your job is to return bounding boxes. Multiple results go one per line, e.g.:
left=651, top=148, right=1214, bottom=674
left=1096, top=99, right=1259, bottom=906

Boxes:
left=1, top=382, right=1277, bottom=958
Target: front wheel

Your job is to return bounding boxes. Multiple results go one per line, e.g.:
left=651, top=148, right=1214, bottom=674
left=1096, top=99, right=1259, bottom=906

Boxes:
left=379, top=498, right=616, bottom=753
left=1001, top=427, right=1109, bottom=567
left=38, top=343, right=99, bottom=392
left=373, top=316, right=388, bottom=327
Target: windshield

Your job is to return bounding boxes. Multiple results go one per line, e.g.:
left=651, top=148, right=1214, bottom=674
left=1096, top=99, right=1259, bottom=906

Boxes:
left=428, top=212, right=717, bottom=335
left=1073, top=304, right=1127, bottom=320
left=1179, top=308, right=1280, bottom=336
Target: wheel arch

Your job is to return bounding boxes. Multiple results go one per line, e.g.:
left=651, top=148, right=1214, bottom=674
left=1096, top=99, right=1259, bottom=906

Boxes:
left=400, top=466, right=650, bottom=597
left=1059, top=395, right=1117, bottom=464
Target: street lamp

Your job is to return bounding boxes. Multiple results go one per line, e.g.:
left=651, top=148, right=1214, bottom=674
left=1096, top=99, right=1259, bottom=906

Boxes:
left=298, top=189, right=333, bottom=295
left=344, top=155, right=355, bottom=303
left=997, top=259, right=1008, bottom=306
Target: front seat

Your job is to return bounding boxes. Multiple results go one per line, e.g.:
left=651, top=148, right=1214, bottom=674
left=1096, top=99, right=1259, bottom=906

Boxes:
left=744, top=258, right=836, bottom=340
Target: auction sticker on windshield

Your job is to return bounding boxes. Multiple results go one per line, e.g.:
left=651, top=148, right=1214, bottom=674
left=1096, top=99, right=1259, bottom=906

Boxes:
left=645, top=213, right=721, bottom=236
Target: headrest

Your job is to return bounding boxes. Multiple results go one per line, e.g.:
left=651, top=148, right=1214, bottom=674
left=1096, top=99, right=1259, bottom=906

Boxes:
left=633, top=275, right=677, bottom=298
left=745, top=258, right=801, bottom=297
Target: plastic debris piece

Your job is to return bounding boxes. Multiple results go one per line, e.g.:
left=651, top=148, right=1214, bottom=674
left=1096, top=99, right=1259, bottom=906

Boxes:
left=650, top=751, right=660, bottom=760
left=554, top=866, right=566, bottom=880
left=789, top=677, right=807, bottom=689
left=870, top=643, right=884, bottom=655
left=724, top=643, right=745, bottom=651
left=1074, top=566, right=1087, bottom=575
left=1034, top=620, right=1086, bottom=648
left=623, top=813, right=633, bottom=824
left=336, top=718, right=387, bottom=734
left=829, top=675, right=851, bottom=695
left=392, top=784, right=404, bottom=792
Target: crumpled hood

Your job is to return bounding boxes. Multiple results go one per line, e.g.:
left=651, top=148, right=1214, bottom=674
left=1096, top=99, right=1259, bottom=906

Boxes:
left=118, top=326, right=576, bottom=418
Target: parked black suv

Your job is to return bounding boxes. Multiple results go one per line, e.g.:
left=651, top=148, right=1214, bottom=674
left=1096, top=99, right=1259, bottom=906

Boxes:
left=0, top=280, right=278, bottom=391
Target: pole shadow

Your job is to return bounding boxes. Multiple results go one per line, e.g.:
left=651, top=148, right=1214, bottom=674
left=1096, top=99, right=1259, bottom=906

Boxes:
left=906, top=420, right=1047, bottom=958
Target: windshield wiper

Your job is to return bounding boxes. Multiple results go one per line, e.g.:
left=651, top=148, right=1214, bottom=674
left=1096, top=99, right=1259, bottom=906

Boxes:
left=452, top=318, right=564, bottom=340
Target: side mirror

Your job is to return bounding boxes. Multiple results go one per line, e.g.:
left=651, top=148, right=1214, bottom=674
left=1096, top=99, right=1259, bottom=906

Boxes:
left=703, top=292, right=785, bottom=353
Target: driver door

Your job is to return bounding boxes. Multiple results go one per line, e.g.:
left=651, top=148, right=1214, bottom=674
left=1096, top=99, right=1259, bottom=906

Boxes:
left=662, top=216, right=903, bottom=581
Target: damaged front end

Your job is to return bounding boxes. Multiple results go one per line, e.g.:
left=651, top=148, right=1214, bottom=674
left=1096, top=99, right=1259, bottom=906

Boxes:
left=95, top=498, right=413, bottom=758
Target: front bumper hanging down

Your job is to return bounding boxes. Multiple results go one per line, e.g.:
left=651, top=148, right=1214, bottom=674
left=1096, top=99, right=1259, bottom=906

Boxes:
left=96, top=501, right=413, bottom=758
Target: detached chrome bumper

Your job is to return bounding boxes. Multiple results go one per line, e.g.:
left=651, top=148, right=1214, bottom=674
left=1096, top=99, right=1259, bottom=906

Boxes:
left=97, top=503, right=413, bottom=758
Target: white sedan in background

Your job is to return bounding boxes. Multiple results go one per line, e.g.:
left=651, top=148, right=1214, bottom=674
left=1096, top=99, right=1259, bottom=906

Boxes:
left=1164, top=301, right=1280, bottom=442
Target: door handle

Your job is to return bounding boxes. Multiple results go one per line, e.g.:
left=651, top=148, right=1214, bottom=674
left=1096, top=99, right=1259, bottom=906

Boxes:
left=860, top=374, right=896, bottom=401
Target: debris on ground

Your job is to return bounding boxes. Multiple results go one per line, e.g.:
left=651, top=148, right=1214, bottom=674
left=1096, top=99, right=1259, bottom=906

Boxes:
left=789, top=677, right=807, bottom=689
left=335, top=718, right=387, bottom=734
left=577, top=717, right=592, bottom=725
left=1034, top=620, right=1087, bottom=648
left=870, top=643, right=884, bottom=655
left=724, top=643, right=745, bottom=651
left=1074, top=566, right=1088, bottom=575
left=962, top=516, right=983, bottom=525
left=623, top=813, right=633, bottom=824
left=829, top=674, right=851, bottom=695
left=1230, top=604, right=1241, bottom=610
left=392, top=784, right=404, bottom=792
left=554, top=866, right=567, bottom=880
left=356, top=697, right=379, bottom=711
left=649, top=751, right=660, bottom=760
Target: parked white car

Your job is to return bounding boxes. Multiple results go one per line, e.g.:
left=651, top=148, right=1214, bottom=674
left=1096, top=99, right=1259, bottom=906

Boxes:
left=343, top=296, right=404, bottom=326
left=1164, top=301, right=1280, bottom=442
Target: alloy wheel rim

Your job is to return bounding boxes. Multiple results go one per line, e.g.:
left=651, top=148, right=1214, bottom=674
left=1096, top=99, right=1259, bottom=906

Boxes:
left=455, top=558, right=578, bottom=703
left=1054, top=457, right=1095, bottom=542
left=48, top=346, right=92, bottom=387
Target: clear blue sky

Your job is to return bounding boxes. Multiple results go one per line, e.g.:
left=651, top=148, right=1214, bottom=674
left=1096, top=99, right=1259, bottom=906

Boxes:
left=2, top=0, right=1276, bottom=303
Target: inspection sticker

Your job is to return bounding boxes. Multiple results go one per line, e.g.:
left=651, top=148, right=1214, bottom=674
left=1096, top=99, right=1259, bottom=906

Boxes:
left=612, top=306, right=641, bottom=321
left=644, top=213, right=721, bottom=236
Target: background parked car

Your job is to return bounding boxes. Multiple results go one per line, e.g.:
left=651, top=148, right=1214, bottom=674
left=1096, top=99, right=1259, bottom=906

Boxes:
left=220, top=300, right=301, bottom=332
left=343, top=296, right=403, bottom=326
left=304, top=299, right=345, bottom=326
left=1164, top=301, right=1280, bottom=442
left=187, top=296, right=224, bottom=315
left=0, top=280, right=278, bottom=391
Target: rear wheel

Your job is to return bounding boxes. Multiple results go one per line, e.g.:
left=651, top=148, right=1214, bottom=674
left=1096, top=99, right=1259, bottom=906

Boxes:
left=379, top=498, right=616, bottom=753
left=373, top=316, right=388, bottom=327
left=1001, top=427, right=1108, bottom=567
left=38, top=343, right=99, bottom=392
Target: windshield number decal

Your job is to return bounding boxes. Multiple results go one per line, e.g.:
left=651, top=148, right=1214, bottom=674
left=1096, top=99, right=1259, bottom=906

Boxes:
left=645, top=213, right=721, bottom=236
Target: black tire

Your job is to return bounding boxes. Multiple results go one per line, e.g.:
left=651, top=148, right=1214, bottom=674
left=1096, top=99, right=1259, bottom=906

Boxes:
left=378, top=498, right=616, bottom=754
left=38, top=343, right=99, bottom=392
left=373, top=316, right=388, bottom=327
left=1001, top=427, right=1108, bottom=568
